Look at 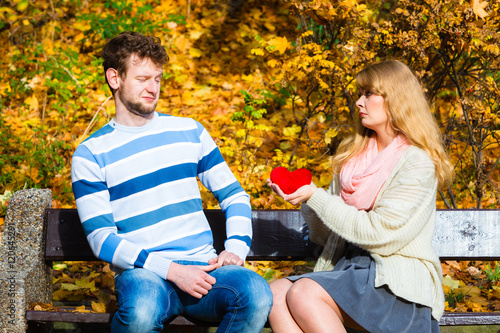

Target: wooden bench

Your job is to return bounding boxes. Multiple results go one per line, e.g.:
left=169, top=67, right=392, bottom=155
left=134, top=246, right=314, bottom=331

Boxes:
left=1, top=189, right=500, bottom=332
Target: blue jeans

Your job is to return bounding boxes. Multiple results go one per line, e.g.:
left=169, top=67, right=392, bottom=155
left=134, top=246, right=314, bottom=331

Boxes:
left=111, top=262, right=273, bottom=333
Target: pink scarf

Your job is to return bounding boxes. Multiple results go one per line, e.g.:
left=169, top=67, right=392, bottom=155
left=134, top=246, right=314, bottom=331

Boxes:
left=340, top=135, right=411, bottom=211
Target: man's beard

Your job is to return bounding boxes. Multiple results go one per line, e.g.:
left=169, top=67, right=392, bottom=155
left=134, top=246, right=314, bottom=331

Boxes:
left=118, top=89, right=157, bottom=118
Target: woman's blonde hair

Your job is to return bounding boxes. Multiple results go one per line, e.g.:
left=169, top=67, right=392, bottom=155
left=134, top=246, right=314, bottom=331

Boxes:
left=332, top=60, right=453, bottom=188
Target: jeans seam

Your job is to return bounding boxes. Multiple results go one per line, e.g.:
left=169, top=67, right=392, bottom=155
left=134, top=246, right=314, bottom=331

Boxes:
left=212, top=284, right=240, bottom=332
left=159, top=287, right=177, bottom=324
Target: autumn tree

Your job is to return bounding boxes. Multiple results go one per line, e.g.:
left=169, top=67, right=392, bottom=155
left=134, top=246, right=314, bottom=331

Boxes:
left=1, top=0, right=499, bottom=217
left=250, top=0, right=500, bottom=209
left=0, top=0, right=298, bottom=215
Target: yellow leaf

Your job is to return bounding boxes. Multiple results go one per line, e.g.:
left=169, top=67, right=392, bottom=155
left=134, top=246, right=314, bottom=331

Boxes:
left=61, top=283, right=80, bottom=291
left=75, top=305, right=91, bottom=313
left=0, top=7, right=16, bottom=18
left=267, top=36, right=288, bottom=54
left=74, top=32, right=85, bottom=43
left=457, top=286, right=481, bottom=297
left=301, top=30, right=313, bottom=38
left=91, top=301, right=107, bottom=313
left=189, top=30, right=203, bottom=40
left=468, top=296, right=489, bottom=307
left=16, top=0, right=29, bottom=12
left=442, top=275, right=460, bottom=290
left=53, top=289, right=67, bottom=301
left=173, top=35, right=192, bottom=53
left=236, top=129, right=246, bottom=138
left=222, top=82, right=233, bottom=90
left=73, top=22, right=91, bottom=32
left=471, top=0, right=489, bottom=19
left=181, top=91, right=195, bottom=106
left=251, top=48, right=265, bottom=56
left=492, top=286, right=500, bottom=298
left=442, top=285, right=451, bottom=295
left=193, top=86, right=212, bottom=99
left=75, top=278, right=97, bottom=291
left=283, top=124, right=302, bottom=137
left=53, top=263, right=67, bottom=270
left=24, top=96, right=38, bottom=112
left=324, top=128, right=338, bottom=145
left=264, top=22, right=275, bottom=31
left=189, top=48, right=203, bottom=58
left=242, top=74, right=254, bottom=83
left=267, top=59, right=279, bottom=68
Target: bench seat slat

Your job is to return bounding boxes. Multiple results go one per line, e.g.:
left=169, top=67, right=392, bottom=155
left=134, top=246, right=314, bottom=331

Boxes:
left=26, top=310, right=112, bottom=324
left=25, top=310, right=200, bottom=326
left=26, top=309, right=500, bottom=326
left=439, top=312, right=500, bottom=326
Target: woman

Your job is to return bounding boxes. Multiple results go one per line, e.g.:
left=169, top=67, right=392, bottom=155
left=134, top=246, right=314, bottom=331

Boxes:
left=267, top=60, right=453, bottom=332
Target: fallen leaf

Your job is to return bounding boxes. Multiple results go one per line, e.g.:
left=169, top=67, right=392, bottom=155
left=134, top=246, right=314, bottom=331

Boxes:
left=471, top=0, right=489, bottom=19
left=442, top=275, right=460, bottom=290
left=75, top=305, right=91, bottom=313
left=91, top=301, right=107, bottom=313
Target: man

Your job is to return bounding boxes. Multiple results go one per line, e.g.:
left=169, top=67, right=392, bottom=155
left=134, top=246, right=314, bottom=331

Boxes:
left=71, top=31, right=272, bottom=333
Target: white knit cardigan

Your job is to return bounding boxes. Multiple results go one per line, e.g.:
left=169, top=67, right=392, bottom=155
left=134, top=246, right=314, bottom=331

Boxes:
left=302, top=146, right=444, bottom=320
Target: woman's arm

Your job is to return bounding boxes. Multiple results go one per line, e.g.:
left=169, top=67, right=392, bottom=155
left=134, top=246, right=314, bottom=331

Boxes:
left=300, top=175, right=341, bottom=247
left=306, top=148, right=438, bottom=256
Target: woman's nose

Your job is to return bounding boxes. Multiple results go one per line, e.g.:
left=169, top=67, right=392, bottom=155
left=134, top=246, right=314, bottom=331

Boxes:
left=356, top=96, right=364, bottom=108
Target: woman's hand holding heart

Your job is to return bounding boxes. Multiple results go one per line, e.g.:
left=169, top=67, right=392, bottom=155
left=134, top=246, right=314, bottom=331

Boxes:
left=267, top=167, right=317, bottom=205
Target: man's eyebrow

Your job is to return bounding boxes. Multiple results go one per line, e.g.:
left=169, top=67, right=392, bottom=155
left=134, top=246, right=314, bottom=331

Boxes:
left=134, top=74, right=162, bottom=78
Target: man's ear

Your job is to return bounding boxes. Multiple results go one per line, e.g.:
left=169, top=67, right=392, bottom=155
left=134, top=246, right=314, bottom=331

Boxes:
left=106, top=68, right=120, bottom=91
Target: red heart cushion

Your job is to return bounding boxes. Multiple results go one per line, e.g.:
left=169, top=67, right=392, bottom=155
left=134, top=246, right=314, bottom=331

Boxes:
left=270, top=167, right=312, bottom=194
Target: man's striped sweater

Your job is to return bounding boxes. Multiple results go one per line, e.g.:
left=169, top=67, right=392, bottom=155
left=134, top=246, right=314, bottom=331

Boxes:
left=71, top=112, right=252, bottom=279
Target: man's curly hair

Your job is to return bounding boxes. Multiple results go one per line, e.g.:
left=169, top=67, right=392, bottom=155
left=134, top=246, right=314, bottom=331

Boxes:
left=102, top=31, right=169, bottom=93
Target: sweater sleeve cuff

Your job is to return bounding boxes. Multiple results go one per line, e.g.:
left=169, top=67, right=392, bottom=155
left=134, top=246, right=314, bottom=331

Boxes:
left=144, top=253, right=173, bottom=280
left=224, top=239, right=250, bottom=261
left=306, top=188, right=331, bottom=213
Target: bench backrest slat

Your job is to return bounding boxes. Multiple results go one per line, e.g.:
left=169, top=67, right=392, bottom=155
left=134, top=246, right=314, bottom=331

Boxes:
left=45, top=209, right=500, bottom=262
left=433, top=209, right=500, bottom=261
left=45, top=209, right=318, bottom=261
left=46, top=209, right=96, bottom=261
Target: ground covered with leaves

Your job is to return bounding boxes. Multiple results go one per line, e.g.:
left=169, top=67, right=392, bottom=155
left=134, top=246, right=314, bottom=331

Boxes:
left=26, top=259, right=500, bottom=316
left=442, top=261, right=500, bottom=313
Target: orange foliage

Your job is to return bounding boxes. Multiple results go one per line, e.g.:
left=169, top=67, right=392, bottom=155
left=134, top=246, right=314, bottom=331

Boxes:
left=1, top=0, right=500, bottom=315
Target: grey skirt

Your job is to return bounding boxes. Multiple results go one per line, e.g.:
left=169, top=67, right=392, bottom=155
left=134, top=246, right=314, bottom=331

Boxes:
left=287, top=243, right=440, bottom=333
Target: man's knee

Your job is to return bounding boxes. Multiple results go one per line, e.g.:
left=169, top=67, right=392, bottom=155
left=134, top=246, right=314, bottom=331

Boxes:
left=113, top=302, right=161, bottom=328
left=112, top=269, right=178, bottom=332
left=244, top=273, right=273, bottom=311
left=216, top=266, right=273, bottom=312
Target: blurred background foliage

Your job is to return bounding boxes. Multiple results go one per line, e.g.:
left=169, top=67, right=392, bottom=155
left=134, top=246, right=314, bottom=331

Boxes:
left=0, top=0, right=499, bottom=213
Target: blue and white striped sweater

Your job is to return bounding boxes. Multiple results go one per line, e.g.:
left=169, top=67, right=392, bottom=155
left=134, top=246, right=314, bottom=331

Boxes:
left=71, top=112, right=252, bottom=279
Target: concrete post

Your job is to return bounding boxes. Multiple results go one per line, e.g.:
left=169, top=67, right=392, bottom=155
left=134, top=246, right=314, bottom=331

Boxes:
left=0, top=189, right=52, bottom=333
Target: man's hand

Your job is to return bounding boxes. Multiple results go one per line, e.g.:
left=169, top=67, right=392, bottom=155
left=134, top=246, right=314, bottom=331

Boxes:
left=208, top=250, right=244, bottom=268
left=167, top=262, right=217, bottom=299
